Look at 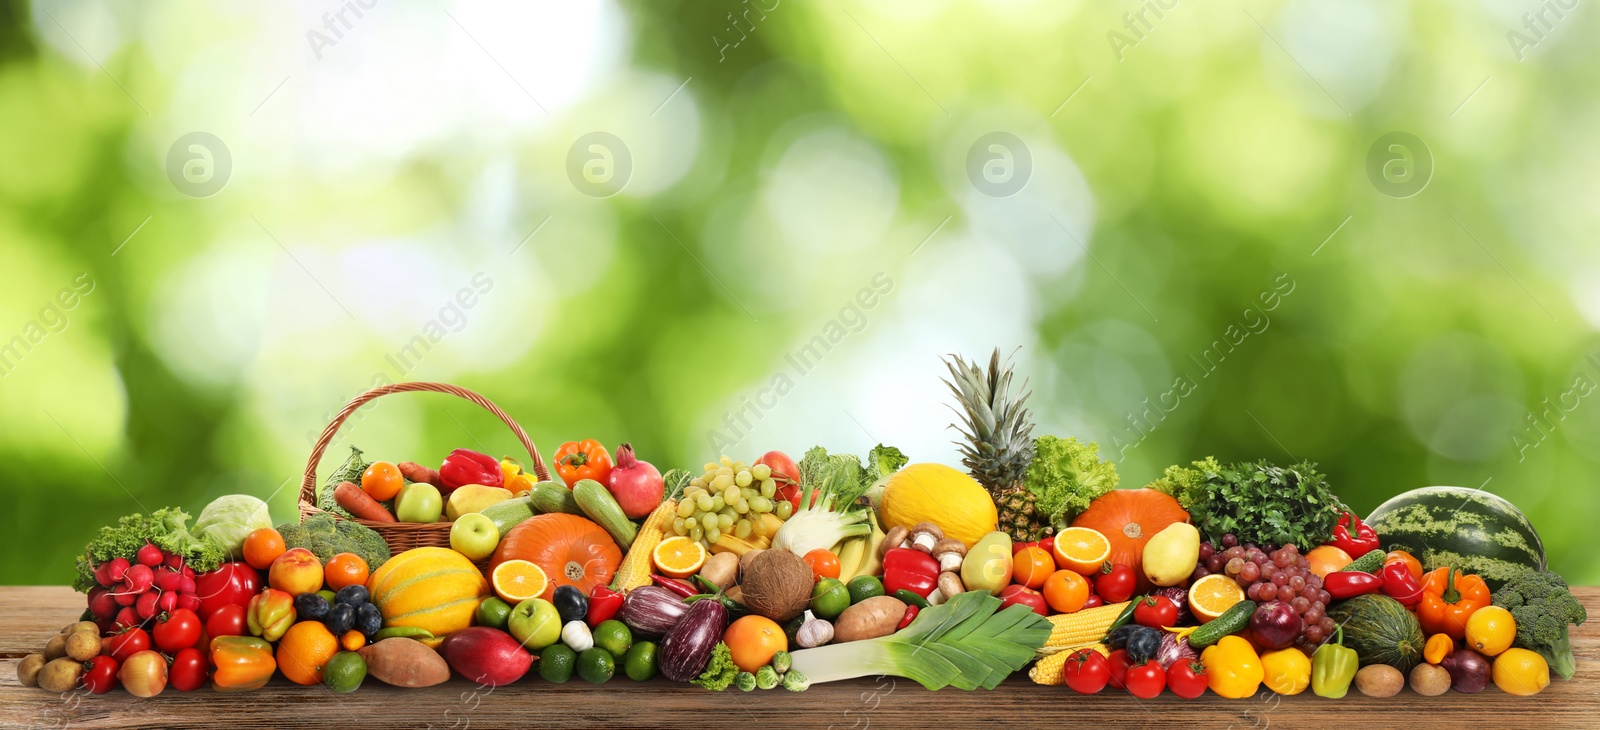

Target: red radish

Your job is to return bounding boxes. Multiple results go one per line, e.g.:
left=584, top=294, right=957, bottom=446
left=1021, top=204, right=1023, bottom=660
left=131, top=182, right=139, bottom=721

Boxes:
left=178, top=575, right=196, bottom=594
left=124, top=563, right=154, bottom=593
left=165, top=554, right=185, bottom=571
left=106, top=557, right=131, bottom=584
left=157, top=590, right=178, bottom=613
left=115, top=607, right=141, bottom=630
left=136, top=592, right=160, bottom=620
left=114, top=588, right=138, bottom=607
left=606, top=443, right=665, bottom=519
left=94, top=561, right=117, bottom=587
left=137, top=543, right=164, bottom=567
left=155, top=569, right=183, bottom=593
left=180, top=565, right=195, bottom=580
left=176, top=593, right=202, bottom=613
left=88, top=587, right=118, bottom=619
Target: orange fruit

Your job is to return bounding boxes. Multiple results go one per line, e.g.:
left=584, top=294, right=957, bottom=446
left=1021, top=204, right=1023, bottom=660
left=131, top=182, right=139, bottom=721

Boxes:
left=723, top=615, right=788, bottom=672
left=1305, top=545, right=1352, bottom=577
left=490, top=559, right=549, bottom=604
left=1052, top=527, right=1111, bottom=575
left=1042, top=570, right=1090, bottom=614
left=324, top=553, right=370, bottom=591
left=243, top=528, right=286, bottom=571
left=1493, top=648, right=1550, bottom=696
left=277, top=621, right=339, bottom=685
left=652, top=536, right=707, bottom=579
left=340, top=629, right=366, bottom=652
left=1013, top=546, right=1056, bottom=589
left=1189, top=574, right=1246, bottom=622
left=362, top=461, right=404, bottom=501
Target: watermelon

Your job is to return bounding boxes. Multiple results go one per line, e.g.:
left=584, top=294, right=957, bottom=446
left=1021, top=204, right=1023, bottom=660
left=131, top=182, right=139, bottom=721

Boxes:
left=1328, top=594, right=1426, bottom=674
left=1365, top=486, right=1545, bottom=589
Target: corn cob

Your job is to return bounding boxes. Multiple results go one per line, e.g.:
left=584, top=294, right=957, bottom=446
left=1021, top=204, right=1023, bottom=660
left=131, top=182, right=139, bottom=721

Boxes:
left=609, top=498, right=677, bottom=592
left=1036, top=601, right=1130, bottom=655
left=1029, top=643, right=1109, bottom=685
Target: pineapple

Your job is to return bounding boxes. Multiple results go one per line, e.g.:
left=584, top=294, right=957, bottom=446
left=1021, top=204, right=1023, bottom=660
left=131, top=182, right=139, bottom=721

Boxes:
left=942, top=349, right=1051, bottom=542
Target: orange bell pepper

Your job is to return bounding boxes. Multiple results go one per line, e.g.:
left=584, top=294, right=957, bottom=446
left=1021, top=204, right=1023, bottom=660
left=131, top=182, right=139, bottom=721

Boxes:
left=1417, top=567, right=1490, bottom=640
left=554, top=439, right=613, bottom=486
left=501, top=457, right=536, bottom=495
left=210, top=635, right=276, bottom=692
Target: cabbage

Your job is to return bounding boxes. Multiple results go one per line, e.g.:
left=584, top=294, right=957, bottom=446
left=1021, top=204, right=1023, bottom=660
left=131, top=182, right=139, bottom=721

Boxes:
left=192, top=495, right=273, bottom=558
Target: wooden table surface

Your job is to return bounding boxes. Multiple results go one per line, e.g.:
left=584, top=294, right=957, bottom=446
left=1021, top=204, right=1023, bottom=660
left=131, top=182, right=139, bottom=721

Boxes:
left=2, top=586, right=1596, bottom=729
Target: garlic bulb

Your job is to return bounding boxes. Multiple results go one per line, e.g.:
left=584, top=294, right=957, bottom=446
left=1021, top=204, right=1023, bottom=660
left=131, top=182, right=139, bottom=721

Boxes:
left=795, top=610, right=834, bottom=648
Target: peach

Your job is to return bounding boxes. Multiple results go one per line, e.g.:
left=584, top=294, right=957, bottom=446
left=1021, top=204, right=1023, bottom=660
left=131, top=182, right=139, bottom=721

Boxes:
left=269, top=548, right=325, bottom=596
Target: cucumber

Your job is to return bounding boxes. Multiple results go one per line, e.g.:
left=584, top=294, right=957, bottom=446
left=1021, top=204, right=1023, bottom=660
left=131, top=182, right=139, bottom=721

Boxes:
left=1187, top=600, right=1256, bottom=649
left=572, top=479, right=637, bottom=549
left=528, top=480, right=583, bottom=515
left=1341, top=549, right=1385, bottom=573
left=480, top=496, right=536, bottom=537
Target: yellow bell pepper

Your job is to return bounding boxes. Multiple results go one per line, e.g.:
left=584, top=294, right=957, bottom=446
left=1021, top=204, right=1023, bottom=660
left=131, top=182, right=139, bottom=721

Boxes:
left=1260, top=647, right=1311, bottom=696
left=501, top=457, right=536, bottom=496
left=1201, top=635, right=1264, bottom=699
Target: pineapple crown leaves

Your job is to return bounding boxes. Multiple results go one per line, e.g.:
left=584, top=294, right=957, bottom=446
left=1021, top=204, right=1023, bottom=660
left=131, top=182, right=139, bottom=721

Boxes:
left=941, top=348, right=1037, bottom=487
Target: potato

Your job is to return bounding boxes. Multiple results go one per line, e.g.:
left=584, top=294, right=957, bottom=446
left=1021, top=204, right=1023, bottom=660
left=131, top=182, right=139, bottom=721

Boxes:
left=1356, top=664, right=1405, bottom=698
left=832, top=596, right=908, bottom=643
left=700, top=552, right=739, bottom=591
left=358, top=638, right=451, bottom=688
left=17, top=653, right=46, bottom=688
left=37, top=658, right=83, bottom=693
left=65, top=631, right=101, bottom=661
left=1410, top=663, right=1452, bottom=697
left=61, top=621, right=98, bottom=635
left=43, top=634, right=68, bottom=661
left=739, top=549, right=765, bottom=580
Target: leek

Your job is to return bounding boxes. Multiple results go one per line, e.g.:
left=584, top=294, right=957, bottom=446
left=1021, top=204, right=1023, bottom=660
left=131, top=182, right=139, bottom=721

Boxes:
left=786, top=591, right=1051, bottom=690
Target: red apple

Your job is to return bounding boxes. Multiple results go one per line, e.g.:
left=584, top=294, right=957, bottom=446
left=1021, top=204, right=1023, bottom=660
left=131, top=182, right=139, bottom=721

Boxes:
left=439, top=627, right=533, bottom=686
left=999, top=584, right=1049, bottom=617
left=268, top=548, right=324, bottom=596
left=758, top=451, right=813, bottom=510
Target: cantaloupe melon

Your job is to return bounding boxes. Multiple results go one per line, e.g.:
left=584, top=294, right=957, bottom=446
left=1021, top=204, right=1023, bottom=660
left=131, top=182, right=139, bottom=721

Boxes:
left=368, top=547, right=488, bottom=637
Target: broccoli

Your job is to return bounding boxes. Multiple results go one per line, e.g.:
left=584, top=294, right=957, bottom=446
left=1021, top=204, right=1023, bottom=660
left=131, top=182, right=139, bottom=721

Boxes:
left=692, top=642, right=737, bottom=691
left=1023, top=435, right=1120, bottom=529
left=276, top=514, right=391, bottom=570
left=1492, top=569, right=1588, bottom=680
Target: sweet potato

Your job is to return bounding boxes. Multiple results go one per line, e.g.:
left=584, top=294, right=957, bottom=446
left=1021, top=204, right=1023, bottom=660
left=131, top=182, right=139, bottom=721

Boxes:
left=833, top=596, right=908, bottom=643
left=335, top=481, right=396, bottom=522
left=358, top=638, right=451, bottom=687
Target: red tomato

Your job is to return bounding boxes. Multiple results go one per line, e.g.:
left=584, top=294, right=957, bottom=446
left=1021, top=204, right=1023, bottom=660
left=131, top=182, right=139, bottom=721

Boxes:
left=1011, top=541, right=1037, bottom=556
left=206, top=604, right=247, bottom=637
left=1106, top=649, right=1132, bottom=690
left=1133, top=596, right=1180, bottom=629
left=1096, top=564, right=1137, bottom=604
left=154, top=608, right=202, bottom=653
left=1062, top=648, right=1111, bottom=694
left=1082, top=594, right=1104, bottom=609
left=803, top=549, right=841, bottom=581
left=1039, top=536, right=1056, bottom=555
left=1167, top=659, right=1209, bottom=699
left=1124, top=661, right=1167, bottom=699
left=758, top=451, right=811, bottom=510
left=997, top=585, right=1048, bottom=616
left=169, top=647, right=208, bottom=691
left=194, top=562, right=261, bottom=619
left=104, top=627, right=151, bottom=662
left=82, top=655, right=120, bottom=694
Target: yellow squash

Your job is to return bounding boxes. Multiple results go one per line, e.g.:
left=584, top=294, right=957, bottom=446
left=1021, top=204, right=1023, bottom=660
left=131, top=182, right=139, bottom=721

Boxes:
left=877, top=463, right=998, bottom=547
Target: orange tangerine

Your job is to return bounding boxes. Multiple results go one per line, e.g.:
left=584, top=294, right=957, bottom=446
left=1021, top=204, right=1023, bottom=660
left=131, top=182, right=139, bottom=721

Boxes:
left=1013, top=546, right=1056, bottom=589
left=277, top=621, right=339, bottom=685
left=1053, top=527, right=1112, bottom=575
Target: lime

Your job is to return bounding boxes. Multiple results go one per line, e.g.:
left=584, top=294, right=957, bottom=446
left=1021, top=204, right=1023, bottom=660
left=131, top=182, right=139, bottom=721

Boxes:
left=509, top=598, right=562, bottom=650
left=623, top=641, right=658, bottom=681
left=323, top=651, right=367, bottom=693
left=846, top=575, right=885, bottom=604
left=593, top=619, right=632, bottom=657
left=577, top=647, right=615, bottom=684
left=810, top=578, right=850, bottom=620
left=317, top=589, right=337, bottom=606
left=476, top=597, right=512, bottom=630
left=537, top=644, right=577, bottom=684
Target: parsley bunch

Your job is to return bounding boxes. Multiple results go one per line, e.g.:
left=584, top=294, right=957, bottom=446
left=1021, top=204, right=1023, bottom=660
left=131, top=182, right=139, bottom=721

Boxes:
left=1153, top=459, right=1345, bottom=550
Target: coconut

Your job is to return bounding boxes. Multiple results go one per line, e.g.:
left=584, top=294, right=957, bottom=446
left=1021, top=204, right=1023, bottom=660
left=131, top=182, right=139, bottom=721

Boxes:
left=740, top=549, right=812, bottom=621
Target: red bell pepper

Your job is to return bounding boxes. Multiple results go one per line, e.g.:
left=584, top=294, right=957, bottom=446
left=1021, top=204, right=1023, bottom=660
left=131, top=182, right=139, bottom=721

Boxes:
left=439, top=448, right=503, bottom=493
left=1379, top=561, right=1423, bottom=608
left=882, top=548, right=939, bottom=598
left=1324, top=570, right=1384, bottom=600
left=587, top=585, right=625, bottom=627
left=246, top=588, right=296, bottom=642
left=1330, top=512, right=1381, bottom=558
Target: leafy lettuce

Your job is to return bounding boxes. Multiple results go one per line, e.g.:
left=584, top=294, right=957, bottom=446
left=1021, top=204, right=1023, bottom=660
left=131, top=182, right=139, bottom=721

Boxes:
left=1023, top=436, right=1119, bottom=528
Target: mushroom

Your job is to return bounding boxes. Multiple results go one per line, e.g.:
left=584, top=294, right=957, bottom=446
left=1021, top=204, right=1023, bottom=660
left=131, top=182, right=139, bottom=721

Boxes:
left=937, top=571, right=965, bottom=599
left=908, top=522, right=944, bottom=553
left=931, top=538, right=967, bottom=572
left=880, top=525, right=910, bottom=558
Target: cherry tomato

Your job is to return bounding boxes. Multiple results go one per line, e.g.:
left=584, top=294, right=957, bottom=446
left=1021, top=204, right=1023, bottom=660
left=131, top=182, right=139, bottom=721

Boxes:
left=104, top=627, right=151, bottom=662
left=1106, top=648, right=1132, bottom=691
left=1039, top=536, right=1056, bottom=555
left=1096, top=564, right=1137, bottom=604
left=1062, top=648, right=1111, bottom=694
left=1124, top=660, right=1167, bottom=699
left=169, top=647, right=208, bottom=691
left=1011, top=541, right=1037, bottom=556
left=803, top=549, right=841, bottom=581
left=1133, top=595, right=1180, bottom=629
left=1167, top=659, right=1209, bottom=699
left=1082, top=594, right=1104, bottom=609
left=154, top=608, right=202, bottom=653
left=82, top=655, right=120, bottom=694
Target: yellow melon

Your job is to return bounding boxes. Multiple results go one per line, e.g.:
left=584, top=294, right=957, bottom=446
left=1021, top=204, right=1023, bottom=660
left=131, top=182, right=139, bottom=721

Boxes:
left=876, top=463, right=998, bottom=547
left=368, top=547, right=488, bottom=637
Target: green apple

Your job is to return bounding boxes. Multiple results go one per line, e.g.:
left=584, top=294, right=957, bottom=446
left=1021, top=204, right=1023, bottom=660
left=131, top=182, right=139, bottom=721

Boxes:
left=450, top=512, right=500, bottom=560
left=508, top=598, right=562, bottom=651
left=395, top=482, right=443, bottom=523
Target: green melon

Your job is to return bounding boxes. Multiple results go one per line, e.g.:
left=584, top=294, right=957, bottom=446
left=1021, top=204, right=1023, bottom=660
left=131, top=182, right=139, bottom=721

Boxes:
left=1365, top=486, right=1544, bottom=589
left=1327, top=594, right=1426, bottom=674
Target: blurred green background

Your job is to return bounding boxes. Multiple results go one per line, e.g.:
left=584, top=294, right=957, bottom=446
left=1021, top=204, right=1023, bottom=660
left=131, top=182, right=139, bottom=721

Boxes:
left=4, top=0, right=1597, bottom=585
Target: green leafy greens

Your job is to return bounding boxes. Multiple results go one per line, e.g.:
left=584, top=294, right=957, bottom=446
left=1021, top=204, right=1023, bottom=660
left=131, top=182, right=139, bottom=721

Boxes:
left=1023, top=436, right=1119, bottom=528
left=693, top=642, right=739, bottom=691
left=318, top=446, right=370, bottom=519
left=1151, top=458, right=1344, bottom=549
left=75, top=507, right=227, bottom=591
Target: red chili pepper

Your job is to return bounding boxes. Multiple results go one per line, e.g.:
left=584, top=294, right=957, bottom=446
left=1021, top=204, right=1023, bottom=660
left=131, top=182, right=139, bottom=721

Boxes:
left=439, top=448, right=503, bottom=493
left=1324, top=570, right=1384, bottom=600
left=587, top=585, right=625, bottom=627
left=1380, top=561, right=1424, bottom=607
left=1330, top=512, right=1381, bottom=558
left=897, top=605, right=920, bottom=630
left=651, top=574, right=697, bottom=598
left=881, top=548, right=939, bottom=598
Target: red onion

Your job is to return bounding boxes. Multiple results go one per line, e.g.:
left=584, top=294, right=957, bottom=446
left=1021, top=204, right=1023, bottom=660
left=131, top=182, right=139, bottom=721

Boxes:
left=1250, top=601, right=1303, bottom=650
left=1441, top=648, right=1492, bottom=693
left=1156, top=631, right=1197, bottom=669
left=606, top=443, right=665, bottom=519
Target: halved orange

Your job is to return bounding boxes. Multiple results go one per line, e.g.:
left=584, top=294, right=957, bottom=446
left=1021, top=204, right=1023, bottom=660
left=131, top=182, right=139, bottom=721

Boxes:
left=1052, top=527, right=1111, bottom=575
left=491, top=559, right=549, bottom=604
left=1189, top=574, right=1246, bottom=623
left=653, top=536, right=707, bottom=579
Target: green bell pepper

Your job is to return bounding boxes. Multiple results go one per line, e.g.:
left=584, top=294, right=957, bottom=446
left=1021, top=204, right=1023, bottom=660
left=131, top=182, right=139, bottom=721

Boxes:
left=1312, top=626, right=1359, bottom=699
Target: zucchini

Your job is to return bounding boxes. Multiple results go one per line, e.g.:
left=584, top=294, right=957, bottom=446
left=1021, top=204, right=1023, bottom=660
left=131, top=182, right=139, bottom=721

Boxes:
left=1187, top=600, right=1256, bottom=649
left=479, top=496, right=536, bottom=537
left=1341, top=549, right=1385, bottom=573
left=573, top=478, right=637, bottom=549
left=528, top=480, right=583, bottom=515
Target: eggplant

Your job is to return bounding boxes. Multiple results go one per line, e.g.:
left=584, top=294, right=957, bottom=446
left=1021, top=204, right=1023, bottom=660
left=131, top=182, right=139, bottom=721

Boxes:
left=618, top=586, right=691, bottom=636
left=658, top=597, right=728, bottom=682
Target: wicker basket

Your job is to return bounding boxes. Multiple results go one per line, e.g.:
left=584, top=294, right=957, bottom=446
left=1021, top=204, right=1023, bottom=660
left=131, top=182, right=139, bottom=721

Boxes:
left=297, top=381, right=549, bottom=554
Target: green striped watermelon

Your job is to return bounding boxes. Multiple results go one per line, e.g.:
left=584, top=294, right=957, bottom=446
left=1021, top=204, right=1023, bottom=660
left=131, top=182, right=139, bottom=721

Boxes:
left=1365, top=486, right=1545, bottom=589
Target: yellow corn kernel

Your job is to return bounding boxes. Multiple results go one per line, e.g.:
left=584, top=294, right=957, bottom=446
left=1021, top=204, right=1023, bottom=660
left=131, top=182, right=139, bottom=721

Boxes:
left=1029, top=643, right=1109, bottom=685
left=1043, top=601, right=1130, bottom=648
left=610, top=499, right=676, bottom=592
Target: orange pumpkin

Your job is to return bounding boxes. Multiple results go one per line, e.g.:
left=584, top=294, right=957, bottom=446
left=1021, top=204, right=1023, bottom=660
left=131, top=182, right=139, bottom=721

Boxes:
left=489, top=513, right=621, bottom=600
left=1070, top=488, right=1189, bottom=589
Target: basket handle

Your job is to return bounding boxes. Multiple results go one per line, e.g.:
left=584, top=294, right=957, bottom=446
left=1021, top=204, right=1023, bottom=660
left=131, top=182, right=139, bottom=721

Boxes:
left=299, top=381, right=549, bottom=504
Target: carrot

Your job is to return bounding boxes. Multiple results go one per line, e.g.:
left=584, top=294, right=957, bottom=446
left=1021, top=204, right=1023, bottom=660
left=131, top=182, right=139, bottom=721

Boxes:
left=335, top=480, right=395, bottom=522
left=398, top=461, right=443, bottom=488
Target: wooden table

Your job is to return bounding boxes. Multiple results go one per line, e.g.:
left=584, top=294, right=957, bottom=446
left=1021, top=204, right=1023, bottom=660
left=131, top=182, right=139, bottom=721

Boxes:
left=2, top=586, right=1596, bottom=729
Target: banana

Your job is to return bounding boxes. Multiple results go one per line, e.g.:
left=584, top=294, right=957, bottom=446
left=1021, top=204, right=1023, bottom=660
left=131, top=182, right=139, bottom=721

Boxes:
left=835, top=535, right=866, bottom=581
left=852, top=520, right=888, bottom=580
